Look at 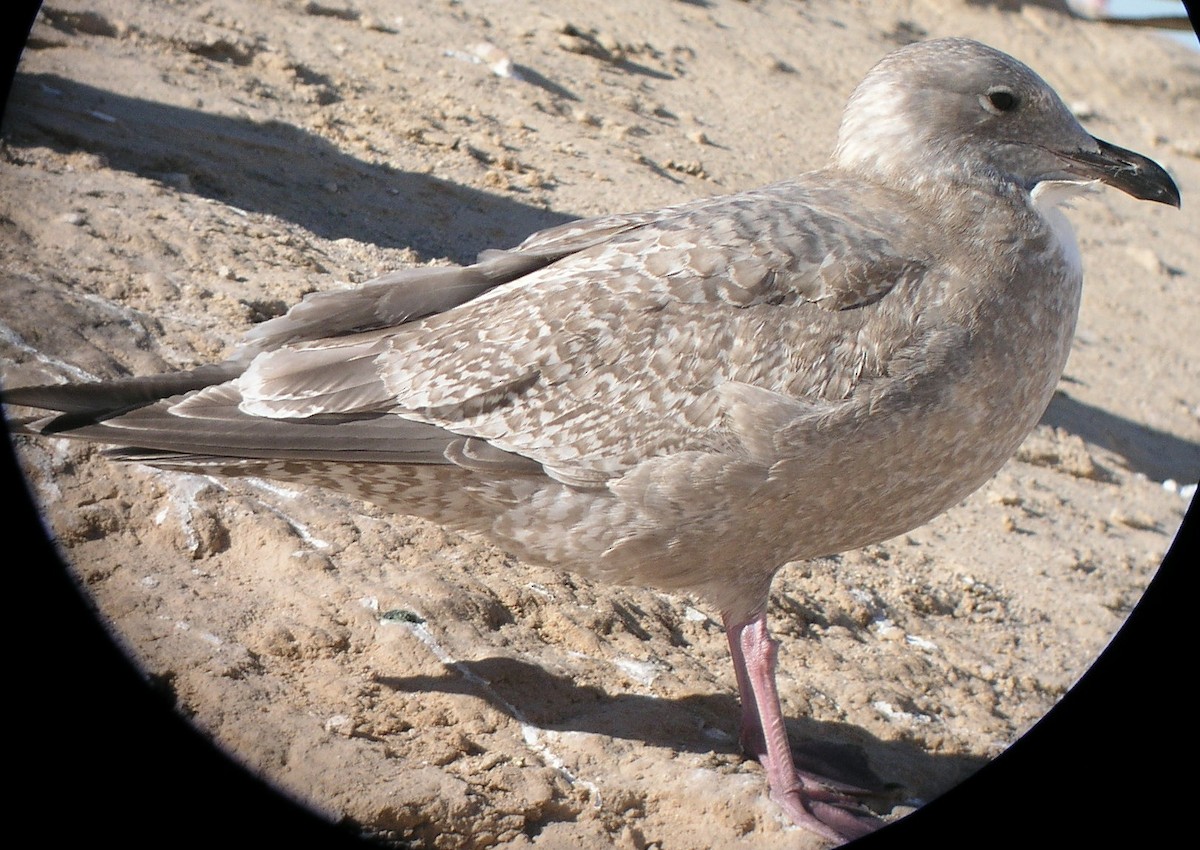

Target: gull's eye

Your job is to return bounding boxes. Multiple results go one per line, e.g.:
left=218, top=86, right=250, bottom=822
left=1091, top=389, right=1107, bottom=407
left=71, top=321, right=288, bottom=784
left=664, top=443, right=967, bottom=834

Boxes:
left=982, top=86, right=1019, bottom=114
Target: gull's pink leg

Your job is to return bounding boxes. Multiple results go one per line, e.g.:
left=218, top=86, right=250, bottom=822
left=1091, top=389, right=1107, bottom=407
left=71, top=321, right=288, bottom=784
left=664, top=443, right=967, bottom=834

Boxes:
left=725, top=613, right=882, bottom=843
left=726, top=619, right=767, bottom=759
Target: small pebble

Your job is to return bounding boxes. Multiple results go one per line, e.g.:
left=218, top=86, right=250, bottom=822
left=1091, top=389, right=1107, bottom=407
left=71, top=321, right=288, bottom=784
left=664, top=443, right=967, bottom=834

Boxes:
left=1109, top=509, right=1158, bottom=531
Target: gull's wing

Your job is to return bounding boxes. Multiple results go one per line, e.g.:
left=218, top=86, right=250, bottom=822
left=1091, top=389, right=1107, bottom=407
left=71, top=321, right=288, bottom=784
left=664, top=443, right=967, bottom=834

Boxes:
left=234, top=192, right=737, bottom=355
left=9, top=176, right=937, bottom=485
left=236, top=177, right=935, bottom=484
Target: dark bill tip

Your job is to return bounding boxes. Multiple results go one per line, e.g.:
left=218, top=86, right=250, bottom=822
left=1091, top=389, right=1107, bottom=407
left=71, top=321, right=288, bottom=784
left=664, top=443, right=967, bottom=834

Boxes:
left=1059, top=137, right=1181, bottom=208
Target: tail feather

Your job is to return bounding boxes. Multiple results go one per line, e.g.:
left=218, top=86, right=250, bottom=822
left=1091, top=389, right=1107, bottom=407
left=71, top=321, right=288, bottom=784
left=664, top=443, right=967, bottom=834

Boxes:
left=2, top=363, right=243, bottom=425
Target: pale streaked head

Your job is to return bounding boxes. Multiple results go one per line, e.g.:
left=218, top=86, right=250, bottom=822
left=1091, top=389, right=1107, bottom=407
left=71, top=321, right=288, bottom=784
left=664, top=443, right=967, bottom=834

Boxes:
left=833, top=37, right=1179, bottom=207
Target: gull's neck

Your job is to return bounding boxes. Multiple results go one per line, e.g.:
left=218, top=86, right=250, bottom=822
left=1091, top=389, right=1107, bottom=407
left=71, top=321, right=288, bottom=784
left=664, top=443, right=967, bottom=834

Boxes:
left=1029, top=179, right=1096, bottom=280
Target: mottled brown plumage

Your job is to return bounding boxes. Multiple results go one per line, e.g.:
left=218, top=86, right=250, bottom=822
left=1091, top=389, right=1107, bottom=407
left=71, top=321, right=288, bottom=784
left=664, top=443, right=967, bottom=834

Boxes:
left=4, top=38, right=1179, bottom=842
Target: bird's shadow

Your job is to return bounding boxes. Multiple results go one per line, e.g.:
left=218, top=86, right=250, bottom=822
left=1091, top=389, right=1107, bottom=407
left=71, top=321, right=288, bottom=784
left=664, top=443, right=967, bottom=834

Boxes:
left=1041, top=390, right=1199, bottom=484
left=2, top=72, right=577, bottom=264
left=380, top=655, right=989, bottom=806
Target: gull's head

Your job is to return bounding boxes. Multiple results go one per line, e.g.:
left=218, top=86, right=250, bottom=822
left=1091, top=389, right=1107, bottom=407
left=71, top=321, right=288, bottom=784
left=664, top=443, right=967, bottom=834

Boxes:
left=834, top=38, right=1179, bottom=208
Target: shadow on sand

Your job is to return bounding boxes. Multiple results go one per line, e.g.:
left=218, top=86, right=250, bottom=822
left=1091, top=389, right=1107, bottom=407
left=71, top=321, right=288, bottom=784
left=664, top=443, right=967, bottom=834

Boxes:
left=381, top=654, right=989, bottom=809
left=1041, top=391, right=1199, bottom=484
left=3, top=72, right=578, bottom=264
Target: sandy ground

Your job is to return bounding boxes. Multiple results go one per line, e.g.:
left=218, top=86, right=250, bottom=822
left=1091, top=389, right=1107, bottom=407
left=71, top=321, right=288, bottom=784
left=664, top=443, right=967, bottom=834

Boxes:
left=2, top=1, right=1196, bottom=848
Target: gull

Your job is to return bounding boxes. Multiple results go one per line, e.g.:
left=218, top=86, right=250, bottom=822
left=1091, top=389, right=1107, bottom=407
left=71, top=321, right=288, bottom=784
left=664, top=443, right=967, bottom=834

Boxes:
left=3, top=38, right=1179, bottom=842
